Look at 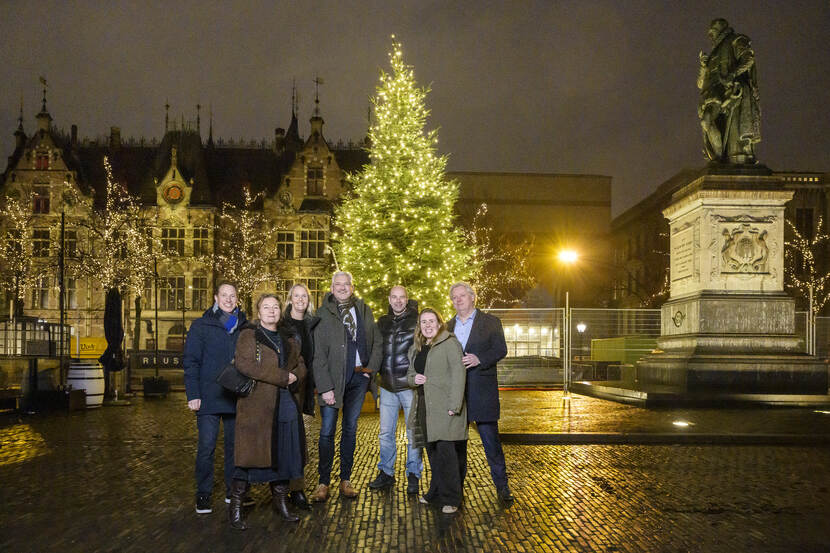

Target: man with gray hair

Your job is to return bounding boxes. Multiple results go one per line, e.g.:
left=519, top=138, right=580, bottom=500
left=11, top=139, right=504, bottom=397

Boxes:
left=447, top=281, right=513, bottom=505
left=311, top=271, right=382, bottom=502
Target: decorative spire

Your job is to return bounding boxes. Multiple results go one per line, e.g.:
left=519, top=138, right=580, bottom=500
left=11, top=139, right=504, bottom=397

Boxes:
left=36, top=77, right=52, bottom=131
left=17, top=96, right=24, bottom=131
left=292, top=78, right=298, bottom=117
left=165, top=99, right=170, bottom=133
left=39, top=76, right=48, bottom=112
left=313, top=75, right=324, bottom=118
left=207, top=104, right=214, bottom=147
left=196, top=103, right=201, bottom=135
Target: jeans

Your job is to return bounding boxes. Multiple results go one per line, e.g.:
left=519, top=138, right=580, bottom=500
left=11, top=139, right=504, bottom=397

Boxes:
left=458, top=421, right=508, bottom=490
left=377, top=388, right=422, bottom=478
left=195, top=413, right=236, bottom=497
left=318, top=372, right=369, bottom=485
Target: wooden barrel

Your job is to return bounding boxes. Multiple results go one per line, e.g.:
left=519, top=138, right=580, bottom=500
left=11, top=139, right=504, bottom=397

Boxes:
left=67, top=361, right=105, bottom=408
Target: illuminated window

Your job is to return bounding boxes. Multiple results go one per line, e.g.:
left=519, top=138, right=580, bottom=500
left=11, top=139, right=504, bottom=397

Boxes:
left=277, top=232, right=295, bottom=260
left=64, top=230, right=77, bottom=258
left=65, top=278, right=78, bottom=309
left=276, top=279, right=292, bottom=301
left=143, top=277, right=153, bottom=310
left=306, top=165, right=323, bottom=195
left=300, top=230, right=326, bottom=258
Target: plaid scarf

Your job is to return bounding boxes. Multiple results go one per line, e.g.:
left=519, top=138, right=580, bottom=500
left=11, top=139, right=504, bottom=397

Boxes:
left=336, top=296, right=358, bottom=341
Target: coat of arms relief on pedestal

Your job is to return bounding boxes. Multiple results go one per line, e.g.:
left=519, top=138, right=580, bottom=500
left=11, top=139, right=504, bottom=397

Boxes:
left=710, top=213, right=777, bottom=277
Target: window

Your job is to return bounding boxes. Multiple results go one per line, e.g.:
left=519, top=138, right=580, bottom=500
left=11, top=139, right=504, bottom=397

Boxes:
left=160, top=276, right=185, bottom=310
left=31, top=276, right=49, bottom=309
left=33, top=186, right=50, bottom=214
left=35, top=153, right=49, bottom=170
left=161, top=228, right=185, bottom=256
left=65, top=278, right=78, bottom=309
left=306, top=165, right=323, bottom=195
left=191, top=276, right=209, bottom=311
left=276, top=279, right=292, bottom=301
left=277, top=232, right=295, bottom=260
left=64, top=230, right=77, bottom=258
left=143, top=277, right=153, bottom=310
left=32, top=229, right=50, bottom=257
left=300, top=230, right=326, bottom=258
left=298, top=278, right=324, bottom=308
left=193, top=227, right=210, bottom=257
left=796, top=208, right=814, bottom=240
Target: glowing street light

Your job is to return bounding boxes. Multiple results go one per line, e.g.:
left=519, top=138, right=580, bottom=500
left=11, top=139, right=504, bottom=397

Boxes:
left=556, top=248, right=580, bottom=398
left=558, top=249, right=579, bottom=264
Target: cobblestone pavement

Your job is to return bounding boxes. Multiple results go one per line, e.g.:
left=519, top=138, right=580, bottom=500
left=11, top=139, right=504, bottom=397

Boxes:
left=2, top=391, right=830, bottom=552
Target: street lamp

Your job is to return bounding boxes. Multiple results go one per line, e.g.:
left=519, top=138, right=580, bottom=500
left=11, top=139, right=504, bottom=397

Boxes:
left=557, top=249, right=579, bottom=397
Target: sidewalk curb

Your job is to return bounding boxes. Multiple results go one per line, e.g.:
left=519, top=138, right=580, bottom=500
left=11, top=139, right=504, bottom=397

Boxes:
left=500, top=432, right=830, bottom=446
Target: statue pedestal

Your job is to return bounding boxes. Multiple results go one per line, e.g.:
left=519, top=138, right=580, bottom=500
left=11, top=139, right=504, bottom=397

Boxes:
left=575, top=171, right=829, bottom=405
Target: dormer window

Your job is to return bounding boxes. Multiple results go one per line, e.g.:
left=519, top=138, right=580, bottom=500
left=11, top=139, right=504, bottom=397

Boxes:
left=36, top=152, right=49, bottom=170
left=307, top=165, right=323, bottom=195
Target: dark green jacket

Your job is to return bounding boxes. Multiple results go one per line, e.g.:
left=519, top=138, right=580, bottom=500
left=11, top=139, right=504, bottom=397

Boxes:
left=312, top=292, right=382, bottom=409
left=406, top=330, right=468, bottom=445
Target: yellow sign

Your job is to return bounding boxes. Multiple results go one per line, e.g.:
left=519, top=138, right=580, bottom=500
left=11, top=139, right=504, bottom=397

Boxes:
left=71, top=337, right=109, bottom=359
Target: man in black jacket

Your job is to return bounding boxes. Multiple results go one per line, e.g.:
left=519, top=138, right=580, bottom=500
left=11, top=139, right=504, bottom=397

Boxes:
left=368, top=286, right=422, bottom=494
left=447, top=282, right=514, bottom=506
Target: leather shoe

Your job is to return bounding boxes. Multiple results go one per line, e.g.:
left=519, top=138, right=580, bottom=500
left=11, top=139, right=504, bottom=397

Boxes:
left=311, top=484, right=329, bottom=503
left=368, top=470, right=395, bottom=490
left=497, top=486, right=515, bottom=505
left=339, top=480, right=358, bottom=498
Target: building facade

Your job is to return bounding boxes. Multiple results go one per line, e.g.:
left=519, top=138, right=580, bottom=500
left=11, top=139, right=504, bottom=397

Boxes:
left=0, top=94, right=367, bottom=351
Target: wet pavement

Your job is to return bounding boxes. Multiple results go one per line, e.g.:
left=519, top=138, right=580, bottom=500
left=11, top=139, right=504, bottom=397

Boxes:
left=2, top=390, right=830, bottom=552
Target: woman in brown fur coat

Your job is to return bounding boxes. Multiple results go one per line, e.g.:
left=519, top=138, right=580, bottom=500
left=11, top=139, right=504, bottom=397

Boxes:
left=228, top=293, right=307, bottom=530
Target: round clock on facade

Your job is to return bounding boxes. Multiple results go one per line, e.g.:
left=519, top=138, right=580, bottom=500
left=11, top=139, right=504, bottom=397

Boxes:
left=163, top=182, right=184, bottom=203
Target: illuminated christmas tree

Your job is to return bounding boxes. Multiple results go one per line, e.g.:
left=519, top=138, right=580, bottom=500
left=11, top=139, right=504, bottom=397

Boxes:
left=335, top=38, right=475, bottom=315
left=213, top=186, right=280, bottom=313
left=785, top=217, right=830, bottom=316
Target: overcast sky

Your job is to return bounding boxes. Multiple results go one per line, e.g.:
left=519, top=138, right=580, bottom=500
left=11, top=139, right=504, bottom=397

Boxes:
left=1, top=0, right=828, bottom=216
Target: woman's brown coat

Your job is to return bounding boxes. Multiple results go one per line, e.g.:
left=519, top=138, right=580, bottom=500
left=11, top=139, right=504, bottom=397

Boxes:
left=234, top=322, right=307, bottom=468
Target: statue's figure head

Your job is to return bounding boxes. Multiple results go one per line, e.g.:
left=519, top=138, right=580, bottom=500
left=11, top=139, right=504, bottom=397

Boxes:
left=707, top=18, right=729, bottom=44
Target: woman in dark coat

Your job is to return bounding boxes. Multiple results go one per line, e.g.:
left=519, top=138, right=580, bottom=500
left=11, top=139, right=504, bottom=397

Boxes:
left=229, top=294, right=307, bottom=530
left=279, top=283, right=320, bottom=510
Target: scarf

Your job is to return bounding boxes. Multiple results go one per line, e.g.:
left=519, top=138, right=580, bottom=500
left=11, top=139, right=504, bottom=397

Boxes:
left=336, top=296, right=358, bottom=341
left=214, top=303, right=239, bottom=334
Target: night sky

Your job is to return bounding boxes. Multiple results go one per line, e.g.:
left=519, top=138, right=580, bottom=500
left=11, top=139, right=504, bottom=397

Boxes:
left=1, top=0, right=828, bottom=216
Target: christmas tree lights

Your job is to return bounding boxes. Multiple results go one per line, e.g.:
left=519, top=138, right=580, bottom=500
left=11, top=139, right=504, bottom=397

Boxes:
left=335, top=38, right=475, bottom=315
left=785, top=217, right=830, bottom=316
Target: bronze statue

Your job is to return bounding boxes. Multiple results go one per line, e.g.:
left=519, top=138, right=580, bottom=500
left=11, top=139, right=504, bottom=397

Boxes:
left=697, top=18, right=761, bottom=164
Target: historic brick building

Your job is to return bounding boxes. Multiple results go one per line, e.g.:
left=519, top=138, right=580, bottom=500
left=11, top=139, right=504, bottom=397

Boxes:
left=0, top=93, right=367, bottom=350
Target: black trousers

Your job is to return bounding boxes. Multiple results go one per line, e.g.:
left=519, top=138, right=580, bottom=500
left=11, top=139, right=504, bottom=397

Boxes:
left=424, top=440, right=465, bottom=507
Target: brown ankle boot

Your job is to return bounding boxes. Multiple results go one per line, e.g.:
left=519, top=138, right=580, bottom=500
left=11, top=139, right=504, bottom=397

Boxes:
left=339, top=480, right=358, bottom=498
left=228, top=479, right=248, bottom=530
left=311, top=484, right=329, bottom=502
left=270, top=482, right=300, bottom=522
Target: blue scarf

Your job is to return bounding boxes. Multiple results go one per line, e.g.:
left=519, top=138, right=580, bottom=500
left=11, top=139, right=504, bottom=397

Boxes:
left=213, top=304, right=239, bottom=334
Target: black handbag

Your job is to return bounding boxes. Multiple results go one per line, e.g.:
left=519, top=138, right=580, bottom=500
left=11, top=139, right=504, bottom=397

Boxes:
left=216, top=344, right=259, bottom=396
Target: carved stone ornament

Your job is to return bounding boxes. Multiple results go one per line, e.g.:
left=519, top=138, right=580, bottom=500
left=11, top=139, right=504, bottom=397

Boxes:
left=720, top=223, right=769, bottom=273
left=672, top=311, right=685, bottom=327
left=278, top=189, right=294, bottom=212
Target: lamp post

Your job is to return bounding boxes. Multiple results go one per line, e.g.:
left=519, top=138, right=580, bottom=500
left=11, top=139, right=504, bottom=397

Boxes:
left=179, top=285, right=192, bottom=352
left=557, top=249, right=579, bottom=397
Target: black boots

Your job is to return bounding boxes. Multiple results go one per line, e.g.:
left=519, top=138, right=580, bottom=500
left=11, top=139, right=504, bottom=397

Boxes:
left=228, top=479, right=248, bottom=530
left=270, top=482, right=300, bottom=522
left=290, top=490, right=312, bottom=511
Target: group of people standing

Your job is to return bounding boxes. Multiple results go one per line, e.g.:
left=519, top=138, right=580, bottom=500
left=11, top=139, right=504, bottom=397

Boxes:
left=183, top=272, right=513, bottom=530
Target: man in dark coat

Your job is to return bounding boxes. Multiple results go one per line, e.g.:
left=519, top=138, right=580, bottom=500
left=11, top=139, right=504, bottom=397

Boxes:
left=368, top=286, right=422, bottom=494
left=310, top=271, right=382, bottom=502
left=183, top=281, right=247, bottom=514
left=447, top=281, right=514, bottom=506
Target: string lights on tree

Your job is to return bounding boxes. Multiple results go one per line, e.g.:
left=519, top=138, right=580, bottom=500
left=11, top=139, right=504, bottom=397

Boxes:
left=0, top=187, right=53, bottom=317
left=213, top=186, right=281, bottom=313
left=335, top=37, right=475, bottom=315
left=464, top=203, right=537, bottom=308
left=785, top=217, right=830, bottom=316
